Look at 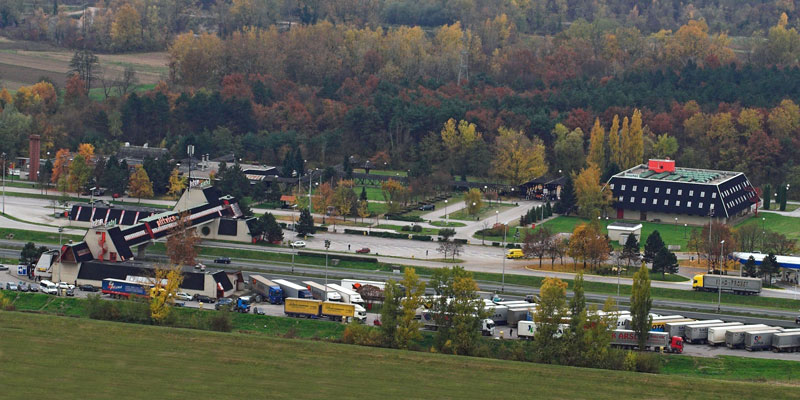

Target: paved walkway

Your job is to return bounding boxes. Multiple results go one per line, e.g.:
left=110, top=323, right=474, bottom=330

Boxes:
left=759, top=201, right=800, bottom=217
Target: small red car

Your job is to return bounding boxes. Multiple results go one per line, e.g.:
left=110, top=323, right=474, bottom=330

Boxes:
left=112, top=193, right=122, bottom=199
left=355, top=247, right=371, bottom=254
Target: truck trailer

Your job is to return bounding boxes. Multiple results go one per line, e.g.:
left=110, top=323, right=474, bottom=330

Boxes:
left=708, top=324, right=768, bottom=346
left=623, top=315, right=684, bottom=330
left=326, top=283, right=365, bottom=307
left=744, top=329, right=800, bottom=351
left=666, top=320, right=723, bottom=338
left=727, top=327, right=780, bottom=349
left=482, top=300, right=509, bottom=325
left=250, top=275, right=284, bottom=304
left=685, top=322, right=743, bottom=343
left=610, top=330, right=683, bottom=353
left=771, top=332, right=800, bottom=352
left=507, top=306, right=537, bottom=326
left=303, top=281, right=342, bottom=302
left=418, top=310, right=496, bottom=336
left=651, top=318, right=695, bottom=332
left=283, top=298, right=365, bottom=323
left=273, top=279, right=312, bottom=299
left=517, top=320, right=569, bottom=340
left=692, top=274, right=761, bottom=295
left=101, top=278, right=152, bottom=299
left=341, top=278, right=386, bottom=291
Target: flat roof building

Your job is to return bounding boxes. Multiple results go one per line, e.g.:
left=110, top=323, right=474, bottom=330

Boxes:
left=606, top=159, right=759, bottom=225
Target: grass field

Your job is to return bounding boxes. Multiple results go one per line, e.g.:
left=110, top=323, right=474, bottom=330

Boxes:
left=662, top=355, right=800, bottom=382
left=376, top=224, right=440, bottom=236
left=0, top=227, right=84, bottom=244
left=447, top=203, right=515, bottom=221
left=429, top=220, right=466, bottom=227
left=535, top=216, right=703, bottom=250
left=735, top=212, right=800, bottom=243
left=2, top=312, right=798, bottom=399
left=761, top=203, right=800, bottom=212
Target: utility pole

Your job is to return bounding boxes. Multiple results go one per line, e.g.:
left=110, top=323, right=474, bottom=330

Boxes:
left=501, top=224, right=507, bottom=292
left=324, top=239, right=331, bottom=301
left=718, top=240, right=725, bottom=313
left=1, top=152, right=5, bottom=215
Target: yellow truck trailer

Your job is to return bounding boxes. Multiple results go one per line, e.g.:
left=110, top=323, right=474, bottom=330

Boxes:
left=284, top=298, right=322, bottom=318
left=321, top=302, right=356, bottom=322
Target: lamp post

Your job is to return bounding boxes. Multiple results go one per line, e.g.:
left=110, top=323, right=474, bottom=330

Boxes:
left=718, top=239, right=725, bottom=313
left=616, top=251, right=621, bottom=296
left=683, top=223, right=687, bottom=238
left=674, top=217, right=678, bottom=233
left=324, top=239, right=331, bottom=301
left=444, top=199, right=448, bottom=225
left=502, top=224, right=507, bottom=292
left=1, top=152, right=5, bottom=215
left=495, top=210, right=499, bottom=225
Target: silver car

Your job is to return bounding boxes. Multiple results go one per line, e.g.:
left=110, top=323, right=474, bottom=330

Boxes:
left=28, top=283, right=40, bottom=292
left=5, top=282, right=18, bottom=290
left=17, top=282, right=29, bottom=292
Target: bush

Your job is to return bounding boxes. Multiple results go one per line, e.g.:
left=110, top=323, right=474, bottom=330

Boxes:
left=342, top=323, right=384, bottom=347
left=386, top=214, right=424, bottom=222
left=297, top=251, right=377, bottom=263
left=0, top=291, right=15, bottom=311
left=401, top=225, right=411, bottom=231
left=411, top=235, right=432, bottom=241
left=633, top=351, right=661, bottom=373
left=454, top=239, right=468, bottom=244
left=208, top=311, right=233, bottom=332
left=411, top=225, right=423, bottom=232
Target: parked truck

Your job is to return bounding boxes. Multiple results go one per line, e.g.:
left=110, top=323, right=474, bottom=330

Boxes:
left=745, top=329, right=800, bottom=351
left=685, top=322, right=743, bottom=343
left=326, top=283, right=365, bottom=307
left=727, top=327, right=780, bottom=349
left=101, top=278, right=152, bottom=299
left=251, top=275, right=284, bottom=305
left=341, top=278, right=386, bottom=291
left=273, top=279, right=312, bottom=299
left=303, top=281, right=342, bottom=302
left=418, top=310, right=496, bottom=336
left=507, top=305, right=537, bottom=326
left=611, top=330, right=683, bottom=353
left=517, top=320, right=568, bottom=340
left=283, top=298, right=365, bottom=323
left=651, top=318, right=695, bottom=332
left=234, top=296, right=252, bottom=313
left=692, top=274, right=762, bottom=295
left=708, top=324, right=769, bottom=346
left=623, top=315, right=685, bottom=330
left=482, top=300, right=509, bottom=325
left=666, top=320, right=723, bottom=339
left=771, top=332, right=800, bottom=352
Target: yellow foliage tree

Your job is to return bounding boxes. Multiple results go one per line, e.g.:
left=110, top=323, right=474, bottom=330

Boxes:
left=491, top=126, right=547, bottom=185
left=51, top=148, right=71, bottom=184
left=111, top=3, right=142, bottom=51
left=395, top=267, right=425, bottom=349
left=381, top=179, right=408, bottom=215
left=0, top=88, right=12, bottom=110
left=587, top=118, right=606, bottom=170
left=573, top=163, right=612, bottom=219
left=77, top=143, right=95, bottom=163
left=167, top=168, right=187, bottom=199
left=608, top=115, right=621, bottom=168
left=149, top=265, right=185, bottom=324
left=627, top=109, right=644, bottom=168
left=464, top=188, right=483, bottom=217
left=128, top=165, right=154, bottom=203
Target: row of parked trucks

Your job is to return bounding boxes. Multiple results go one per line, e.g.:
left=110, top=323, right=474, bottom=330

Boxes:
left=249, top=275, right=367, bottom=323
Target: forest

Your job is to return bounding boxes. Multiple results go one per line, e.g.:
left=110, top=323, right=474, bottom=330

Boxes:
left=1, top=1, right=800, bottom=195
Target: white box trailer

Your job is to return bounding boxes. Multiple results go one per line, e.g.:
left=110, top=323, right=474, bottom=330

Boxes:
left=685, top=322, right=743, bottom=343
left=745, top=329, right=800, bottom=351
left=623, top=315, right=684, bottom=330
left=727, top=327, right=781, bottom=349
left=483, top=303, right=509, bottom=325
left=326, top=283, right=365, bottom=307
left=517, top=320, right=568, bottom=340
left=507, top=306, right=537, bottom=326
left=666, top=320, right=723, bottom=338
left=272, top=279, right=312, bottom=299
left=303, top=281, right=342, bottom=302
left=494, top=300, right=530, bottom=307
left=708, top=324, right=768, bottom=346
left=772, top=332, right=800, bottom=352
left=341, top=278, right=385, bottom=291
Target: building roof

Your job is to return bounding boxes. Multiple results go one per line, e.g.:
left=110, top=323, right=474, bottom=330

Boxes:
left=732, top=252, right=800, bottom=270
left=77, top=260, right=207, bottom=290
left=607, top=162, right=758, bottom=219
left=117, top=144, right=169, bottom=162
left=607, top=222, right=642, bottom=230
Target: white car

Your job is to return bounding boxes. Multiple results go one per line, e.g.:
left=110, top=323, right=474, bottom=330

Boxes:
left=290, top=241, right=306, bottom=248
left=175, top=292, right=192, bottom=301
left=57, top=282, right=75, bottom=290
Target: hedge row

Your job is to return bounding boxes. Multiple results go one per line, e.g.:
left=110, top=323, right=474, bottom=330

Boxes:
left=386, top=214, right=424, bottom=222
left=296, top=251, right=378, bottom=263
left=342, top=229, right=432, bottom=242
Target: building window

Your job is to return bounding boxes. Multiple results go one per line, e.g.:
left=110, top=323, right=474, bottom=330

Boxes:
left=610, top=184, right=615, bottom=190
left=621, top=184, right=626, bottom=190
left=643, top=186, right=649, bottom=193
left=699, top=202, right=703, bottom=208
left=630, top=197, right=635, bottom=203
left=687, top=201, right=692, bottom=207
left=677, top=189, right=682, bottom=195
left=619, top=196, right=624, bottom=202
left=664, top=199, right=669, bottom=205
left=701, top=192, right=705, bottom=197
left=676, top=200, right=681, bottom=207
left=689, top=190, right=694, bottom=196
left=712, top=192, right=717, bottom=198
left=632, top=185, right=637, bottom=192
left=654, top=187, right=660, bottom=194
left=666, top=188, right=671, bottom=194
left=651, top=198, right=656, bottom=204
left=642, top=198, right=647, bottom=204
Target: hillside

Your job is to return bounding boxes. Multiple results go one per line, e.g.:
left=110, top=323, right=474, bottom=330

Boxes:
left=1, top=312, right=798, bottom=399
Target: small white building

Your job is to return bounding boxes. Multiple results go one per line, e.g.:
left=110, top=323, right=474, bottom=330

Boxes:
left=607, top=222, right=642, bottom=245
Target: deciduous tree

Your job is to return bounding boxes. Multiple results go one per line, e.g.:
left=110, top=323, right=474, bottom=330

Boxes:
left=630, top=263, right=652, bottom=351
left=395, top=267, right=425, bottom=349
left=167, top=168, right=186, bottom=199
left=128, top=165, right=154, bottom=203
left=491, top=126, right=547, bottom=185
left=149, top=265, right=184, bottom=324
left=464, top=188, right=483, bottom=218
left=165, top=213, right=201, bottom=266
left=573, top=163, right=612, bottom=219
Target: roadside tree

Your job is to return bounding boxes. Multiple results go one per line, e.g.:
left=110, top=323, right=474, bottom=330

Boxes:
left=165, top=214, right=201, bottom=266
left=630, top=263, right=652, bottom=351
left=533, top=277, right=568, bottom=363
left=128, top=165, right=154, bottom=203
left=464, top=188, right=483, bottom=218
left=395, top=268, right=425, bottom=349
left=523, top=226, right=553, bottom=268
left=297, top=208, right=316, bottom=237
left=149, top=265, right=184, bottom=324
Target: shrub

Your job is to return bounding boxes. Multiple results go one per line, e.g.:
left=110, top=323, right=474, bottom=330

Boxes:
left=0, top=291, right=15, bottom=311
left=411, top=224, right=423, bottom=232
left=411, top=235, right=432, bottom=241
left=453, top=239, right=468, bottom=244
left=633, top=351, right=661, bottom=373
left=342, top=323, right=384, bottom=346
left=208, top=311, right=233, bottom=332
left=86, top=294, right=120, bottom=321
left=387, top=214, right=424, bottom=222
left=401, top=225, right=411, bottom=231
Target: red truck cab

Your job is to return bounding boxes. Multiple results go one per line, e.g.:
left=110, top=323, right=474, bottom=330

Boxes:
left=670, top=336, right=684, bottom=353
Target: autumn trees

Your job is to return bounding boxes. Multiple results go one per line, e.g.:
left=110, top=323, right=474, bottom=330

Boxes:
left=491, top=127, right=547, bottom=185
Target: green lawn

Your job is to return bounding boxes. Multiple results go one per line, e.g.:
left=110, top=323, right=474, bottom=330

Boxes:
left=376, top=224, right=440, bottom=236
left=356, top=186, right=385, bottom=201
left=429, top=220, right=466, bottom=227
left=403, top=196, right=456, bottom=218
left=761, top=203, right=800, bottom=212
left=353, top=168, right=407, bottom=177
left=2, top=312, right=797, bottom=398
left=447, top=203, right=516, bottom=221
left=87, top=83, right=156, bottom=101
left=736, top=212, right=800, bottom=243
left=536, top=216, right=703, bottom=250
left=0, top=227, right=84, bottom=244
left=662, top=355, right=800, bottom=382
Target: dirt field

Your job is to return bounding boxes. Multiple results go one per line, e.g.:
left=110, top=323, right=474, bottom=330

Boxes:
left=0, top=36, right=168, bottom=90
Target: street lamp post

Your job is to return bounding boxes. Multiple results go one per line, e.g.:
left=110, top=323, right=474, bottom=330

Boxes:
left=324, top=239, right=331, bottom=300
left=616, top=251, right=621, bottom=296
left=1, top=152, right=5, bottom=215
left=674, top=217, right=678, bottom=233
left=683, top=223, right=687, bottom=238
left=502, top=224, right=507, bottom=292
left=495, top=210, right=499, bottom=225
left=444, top=199, right=448, bottom=225
left=719, top=239, right=725, bottom=313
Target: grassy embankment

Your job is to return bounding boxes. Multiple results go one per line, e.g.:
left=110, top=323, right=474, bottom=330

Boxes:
left=1, top=311, right=799, bottom=398
left=447, top=202, right=516, bottom=221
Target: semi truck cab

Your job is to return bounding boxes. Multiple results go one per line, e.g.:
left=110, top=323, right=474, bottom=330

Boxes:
left=670, top=336, right=684, bottom=353
left=692, top=274, right=703, bottom=290
left=482, top=319, right=496, bottom=336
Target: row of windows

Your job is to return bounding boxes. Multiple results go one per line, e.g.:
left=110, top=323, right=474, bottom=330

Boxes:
left=723, top=181, right=750, bottom=198
left=620, top=196, right=707, bottom=209
left=611, top=183, right=718, bottom=199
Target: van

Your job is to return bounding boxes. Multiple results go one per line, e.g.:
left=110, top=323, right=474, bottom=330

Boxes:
left=506, top=249, right=524, bottom=259
left=39, top=280, right=58, bottom=295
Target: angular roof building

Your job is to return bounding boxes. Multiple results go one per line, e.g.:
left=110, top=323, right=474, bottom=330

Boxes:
left=606, top=159, right=759, bottom=225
